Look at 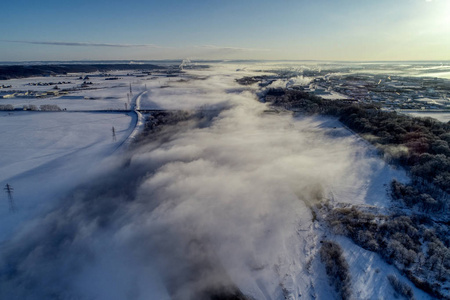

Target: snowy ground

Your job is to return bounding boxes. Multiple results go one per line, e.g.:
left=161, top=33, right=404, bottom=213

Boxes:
left=404, top=111, right=450, bottom=123
left=0, top=71, right=173, bottom=111
left=319, top=91, right=350, bottom=100
left=0, top=111, right=135, bottom=242
left=0, top=64, right=434, bottom=300
left=336, top=236, right=434, bottom=300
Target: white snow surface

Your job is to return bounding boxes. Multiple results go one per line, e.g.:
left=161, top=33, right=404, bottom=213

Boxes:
left=404, top=111, right=450, bottom=123
left=0, top=111, right=135, bottom=242
left=335, top=236, right=434, bottom=300
left=0, top=71, right=164, bottom=111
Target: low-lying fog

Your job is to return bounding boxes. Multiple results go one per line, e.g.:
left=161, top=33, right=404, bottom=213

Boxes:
left=0, top=65, right=383, bottom=300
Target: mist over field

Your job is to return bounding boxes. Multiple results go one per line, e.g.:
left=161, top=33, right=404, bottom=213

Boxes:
left=2, top=0, right=449, bottom=296
left=0, top=65, right=413, bottom=299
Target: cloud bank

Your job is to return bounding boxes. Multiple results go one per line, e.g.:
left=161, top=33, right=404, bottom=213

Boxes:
left=198, top=45, right=271, bottom=52
left=0, top=65, right=378, bottom=300
left=2, top=40, right=162, bottom=48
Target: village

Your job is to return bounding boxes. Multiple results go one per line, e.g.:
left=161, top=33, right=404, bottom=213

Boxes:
left=304, top=73, right=450, bottom=111
left=0, top=65, right=185, bottom=113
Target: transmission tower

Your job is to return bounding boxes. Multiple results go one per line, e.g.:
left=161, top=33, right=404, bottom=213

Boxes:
left=4, top=183, right=15, bottom=212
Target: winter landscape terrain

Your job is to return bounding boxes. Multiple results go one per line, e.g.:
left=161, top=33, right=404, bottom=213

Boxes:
left=0, top=61, right=449, bottom=300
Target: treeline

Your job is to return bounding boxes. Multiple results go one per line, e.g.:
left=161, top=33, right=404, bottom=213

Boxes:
left=0, top=104, right=61, bottom=111
left=326, top=205, right=450, bottom=299
left=0, top=104, right=14, bottom=111
left=133, top=110, right=222, bottom=147
left=0, top=63, right=164, bottom=80
left=319, top=241, right=352, bottom=300
left=263, top=88, right=450, bottom=213
left=39, top=104, right=62, bottom=111
left=388, top=275, right=415, bottom=300
left=391, top=180, right=448, bottom=213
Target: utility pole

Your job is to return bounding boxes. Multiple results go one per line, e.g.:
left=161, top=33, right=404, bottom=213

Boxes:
left=4, top=183, right=15, bottom=212
left=129, top=83, right=133, bottom=96
left=112, top=126, right=116, bottom=142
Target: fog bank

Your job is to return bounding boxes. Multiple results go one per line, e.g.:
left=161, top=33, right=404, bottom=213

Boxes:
left=0, top=66, right=380, bottom=300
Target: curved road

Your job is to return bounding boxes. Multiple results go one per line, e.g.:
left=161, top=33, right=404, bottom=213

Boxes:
left=114, top=90, right=147, bottom=151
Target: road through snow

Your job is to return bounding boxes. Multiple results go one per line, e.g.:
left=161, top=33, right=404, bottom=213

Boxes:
left=120, top=90, right=147, bottom=149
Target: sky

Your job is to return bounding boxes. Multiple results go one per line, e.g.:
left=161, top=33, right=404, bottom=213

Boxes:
left=1, top=0, right=449, bottom=61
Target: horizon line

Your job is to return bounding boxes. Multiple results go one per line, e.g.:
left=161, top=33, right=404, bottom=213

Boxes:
left=1, top=59, right=450, bottom=65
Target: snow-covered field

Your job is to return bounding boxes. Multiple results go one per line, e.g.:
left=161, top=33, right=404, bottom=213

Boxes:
left=0, top=111, right=135, bottom=242
left=0, top=64, right=433, bottom=300
left=404, top=111, right=450, bottom=123
left=0, top=71, right=173, bottom=111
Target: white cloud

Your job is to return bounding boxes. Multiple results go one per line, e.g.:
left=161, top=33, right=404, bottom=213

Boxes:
left=2, top=40, right=163, bottom=48
left=198, top=44, right=271, bottom=52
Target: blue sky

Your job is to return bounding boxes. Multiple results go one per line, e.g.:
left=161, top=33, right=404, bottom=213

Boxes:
left=1, top=0, right=449, bottom=61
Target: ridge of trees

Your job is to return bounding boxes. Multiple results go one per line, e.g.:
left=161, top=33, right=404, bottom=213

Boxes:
left=324, top=204, right=450, bottom=299
left=133, top=110, right=222, bottom=148
left=0, top=64, right=165, bottom=80
left=388, top=275, right=415, bottom=300
left=319, top=240, right=352, bottom=300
